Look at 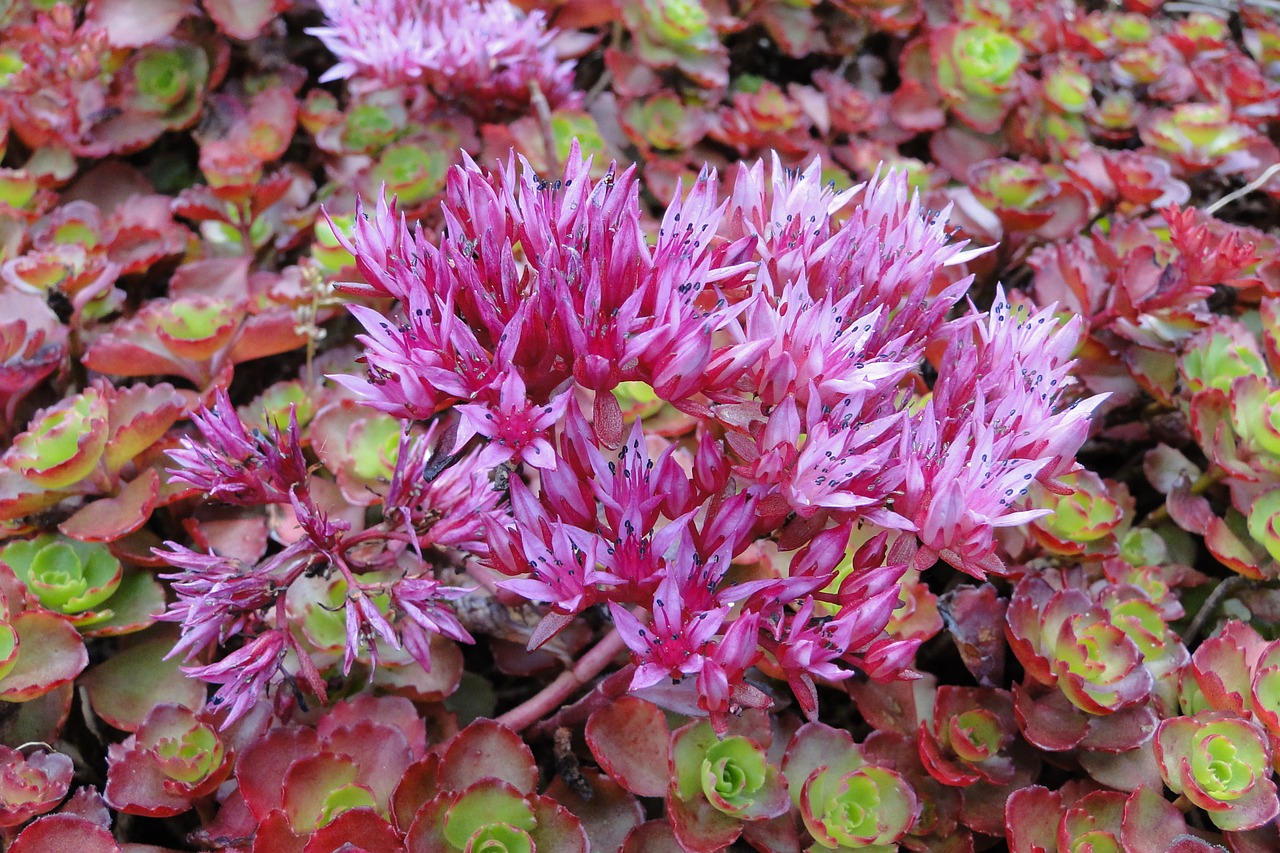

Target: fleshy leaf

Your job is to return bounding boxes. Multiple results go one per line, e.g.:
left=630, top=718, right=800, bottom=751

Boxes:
left=437, top=719, right=538, bottom=796
left=586, top=695, right=671, bottom=797
left=0, top=611, right=88, bottom=701
left=81, top=628, right=207, bottom=731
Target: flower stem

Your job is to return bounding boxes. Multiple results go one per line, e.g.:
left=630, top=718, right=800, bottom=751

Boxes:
left=1183, top=574, right=1248, bottom=647
left=495, top=627, right=628, bottom=732
left=1142, top=468, right=1225, bottom=528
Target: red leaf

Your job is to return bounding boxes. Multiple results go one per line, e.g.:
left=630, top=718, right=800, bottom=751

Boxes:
left=0, top=611, right=88, bottom=701
left=585, top=696, right=671, bottom=798
left=9, top=815, right=120, bottom=853
left=60, top=469, right=159, bottom=542
left=437, top=719, right=537, bottom=796
left=1004, top=786, right=1062, bottom=853
left=237, top=727, right=320, bottom=819
left=303, top=809, right=403, bottom=853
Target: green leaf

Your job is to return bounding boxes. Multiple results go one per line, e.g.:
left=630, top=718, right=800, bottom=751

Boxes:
left=443, top=782, right=535, bottom=850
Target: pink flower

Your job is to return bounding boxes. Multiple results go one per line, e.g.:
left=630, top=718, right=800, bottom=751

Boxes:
left=166, top=389, right=308, bottom=505
left=308, top=0, right=577, bottom=117
left=902, top=401, right=1050, bottom=578
left=454, top=366, right=568, bottom=470
left=610, top=572, right=729, bottom=691
left=185, top=630, right=286, bottom=726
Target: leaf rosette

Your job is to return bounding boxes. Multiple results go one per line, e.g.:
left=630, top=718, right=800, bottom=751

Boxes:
left=1006, top=576, right=1154, bottom=714
left=918, top=686, right=1036, bottom=787
left=105, top=704, right=230, bottom=817
left=0, top=534, right=122, bottom=627
left=783, top=722, right=919, bottom=852
left=1155, top=711, right=1280, bottom=832
left=1028, top=470, right=1129, bottom=556
left=665, top=718, right=791, bottom=850
left=0, top=746, right=73, bottom=828
left=3, top=387, right=109, bottom=490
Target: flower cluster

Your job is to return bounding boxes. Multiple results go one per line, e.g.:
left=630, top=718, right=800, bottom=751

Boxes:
left=336, top=146, right=1099, bottom=730
left=308, top=0, right=577, bottom=118
left=158, top=391, right=494, bottom=723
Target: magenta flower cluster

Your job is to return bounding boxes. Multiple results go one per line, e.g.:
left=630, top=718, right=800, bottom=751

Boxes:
left=160, top=395, right=494, bottom=722
left=318, top=145, right=1103, bottom=728
left=307, top=0, right=577, bottom=116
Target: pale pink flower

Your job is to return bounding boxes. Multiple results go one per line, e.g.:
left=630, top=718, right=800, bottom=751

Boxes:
left=308, top=0, right=577, bottom=116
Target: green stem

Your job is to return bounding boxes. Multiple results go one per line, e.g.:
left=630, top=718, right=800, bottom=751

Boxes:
left=1142, top=468, right=1226, bottom=528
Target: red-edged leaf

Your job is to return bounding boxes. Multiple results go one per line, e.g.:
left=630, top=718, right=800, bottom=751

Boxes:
left=282, top=753, right=362, bottom=833
left=1004, top=786, right=1062, bottom=853
left=1011, top=683, right=1088, bottom=753
left=59, top=469, right=160, bottom=542
left=303, top=808, right=403, bottom=853
left=622, top=821, right=688, bottom=853
left=527, top=794, right=590, bottom=853
left=251, top=809, right=305, bottom=853
left=741, top=812, right=802, bottom=853
left=9, top=815, right=120, bottom=853
left=437, top=719, right=537, bottom=796
left=404, top=792, right=451, bottom=853
left=0, top=611, right=87, bottom=701
left=237, top=727, right=320, bottom=819
left=665, top=786, right=743, bottom=853
left=202, top=0, right=287, bottom=40
left=586, top=696, right=671, bottom=798
left=85, top=570, right=166, bottom=637
left=1121, top=786, right=1196, bottom=853
left=391, top=755, right=440, bottom=833
left=228, top=309, right=310, bottom=364
left=88, top=0, right=194, bottom=46
left=323, top=721, right=413, bottom=808
left=81, top=628, right=207, bottom=731
left=546, top=769, right=643, bottom=853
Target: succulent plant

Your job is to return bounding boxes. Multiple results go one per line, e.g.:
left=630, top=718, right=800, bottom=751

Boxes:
left=104, top=704, right=229, bottom=817
left=1156, top=712, right=1280, bottom=832
left=783, top=722, right=919, bottom=851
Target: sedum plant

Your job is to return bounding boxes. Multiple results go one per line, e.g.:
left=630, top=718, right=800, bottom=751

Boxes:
left=0, top=0, right=1279, bottom=848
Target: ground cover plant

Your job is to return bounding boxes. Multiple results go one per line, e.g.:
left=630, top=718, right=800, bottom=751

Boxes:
left=1, top=0, right=1280, bottom=850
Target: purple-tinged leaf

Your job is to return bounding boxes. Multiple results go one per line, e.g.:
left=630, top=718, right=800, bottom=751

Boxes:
left=9, top=815, right=120, bottom=853
left=1005, top=786, right=1062, bottom=853
left=940, top=584, right=1008, bottom=687
left=586, top=696, right=671, bottom=797
left=546, top=769, right=644, bottom=853
left=622, top=820, right=688, bottom=853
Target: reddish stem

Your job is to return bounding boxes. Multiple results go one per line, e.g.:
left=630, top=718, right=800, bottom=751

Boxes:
left=495, top=627, right=629, bottom=732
